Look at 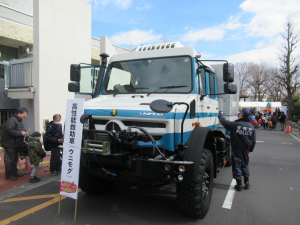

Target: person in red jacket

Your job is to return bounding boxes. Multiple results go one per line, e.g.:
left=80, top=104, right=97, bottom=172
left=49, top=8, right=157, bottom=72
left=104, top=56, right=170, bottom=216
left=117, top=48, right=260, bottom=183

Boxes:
left=258, top=119, right=262, bottom=129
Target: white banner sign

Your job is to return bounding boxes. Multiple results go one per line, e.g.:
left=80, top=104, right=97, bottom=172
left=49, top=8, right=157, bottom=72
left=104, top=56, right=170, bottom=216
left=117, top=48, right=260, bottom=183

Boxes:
left=60, top=98, right=85, bottom=199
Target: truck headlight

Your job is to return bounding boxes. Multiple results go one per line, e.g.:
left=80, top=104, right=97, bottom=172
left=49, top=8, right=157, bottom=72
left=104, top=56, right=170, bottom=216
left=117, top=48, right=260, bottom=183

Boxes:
left=164, top=164, right=171, bottom=172
left=178, top=175, right=183, bottom=181
left=178, top=165, right=185, bottom=172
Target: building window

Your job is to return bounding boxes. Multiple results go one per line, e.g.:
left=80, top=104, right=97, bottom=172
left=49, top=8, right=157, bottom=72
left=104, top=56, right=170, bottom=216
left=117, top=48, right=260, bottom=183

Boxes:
left=0, top=45, right=18, bottom=61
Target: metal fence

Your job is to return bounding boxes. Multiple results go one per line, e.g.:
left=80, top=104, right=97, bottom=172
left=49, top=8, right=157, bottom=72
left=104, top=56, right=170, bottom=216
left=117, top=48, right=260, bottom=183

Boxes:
left=5, top=58, right=33, bottom=89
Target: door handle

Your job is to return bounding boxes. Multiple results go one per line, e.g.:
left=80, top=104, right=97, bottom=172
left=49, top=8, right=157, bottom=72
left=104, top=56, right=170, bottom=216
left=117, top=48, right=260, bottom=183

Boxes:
left=216, top=108, right=219, bottom=110
left=207, top=106, right=210, bottom=109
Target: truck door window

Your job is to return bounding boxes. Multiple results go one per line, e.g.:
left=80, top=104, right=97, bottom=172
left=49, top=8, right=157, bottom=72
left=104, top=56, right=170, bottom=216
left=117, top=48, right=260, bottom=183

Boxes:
left=197, top=64, right=206, bottom=95
left=209, top=74, right=215, bottom=98
left=79, top=66, right=99, bottom=94
left=198, top=72, right=205, bottom=95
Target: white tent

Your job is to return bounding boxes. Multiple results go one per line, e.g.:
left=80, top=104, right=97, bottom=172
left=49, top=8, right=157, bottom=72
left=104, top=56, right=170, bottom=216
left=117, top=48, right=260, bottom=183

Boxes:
left=240, top=102, right=282, bottom=112
left=240, top=102, right=282, bottom=108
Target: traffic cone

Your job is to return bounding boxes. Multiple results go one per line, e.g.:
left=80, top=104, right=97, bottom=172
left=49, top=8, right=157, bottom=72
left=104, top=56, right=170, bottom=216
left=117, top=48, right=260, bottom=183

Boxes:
left=285, top=125, right=290, bottom=133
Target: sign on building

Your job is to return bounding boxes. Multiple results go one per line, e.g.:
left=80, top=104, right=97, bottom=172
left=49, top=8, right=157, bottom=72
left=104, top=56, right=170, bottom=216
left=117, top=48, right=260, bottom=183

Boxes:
left=60, top=98, right=85, bottom=199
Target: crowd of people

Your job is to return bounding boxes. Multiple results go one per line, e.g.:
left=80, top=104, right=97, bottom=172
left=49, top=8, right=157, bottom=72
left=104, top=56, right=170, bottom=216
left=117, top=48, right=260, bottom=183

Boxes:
left=1, top=108, right=63, bottom=183
left=242, top=107, right=287, bottom=131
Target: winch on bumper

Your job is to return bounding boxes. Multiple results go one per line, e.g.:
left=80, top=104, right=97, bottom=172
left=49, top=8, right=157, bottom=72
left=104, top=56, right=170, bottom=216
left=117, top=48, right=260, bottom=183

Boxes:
left=81, top=137, right=194, bottom=183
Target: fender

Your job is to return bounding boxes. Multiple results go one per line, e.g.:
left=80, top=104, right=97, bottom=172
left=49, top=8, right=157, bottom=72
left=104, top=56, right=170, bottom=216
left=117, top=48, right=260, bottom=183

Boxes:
left=184, top=126, right=217, bottom=179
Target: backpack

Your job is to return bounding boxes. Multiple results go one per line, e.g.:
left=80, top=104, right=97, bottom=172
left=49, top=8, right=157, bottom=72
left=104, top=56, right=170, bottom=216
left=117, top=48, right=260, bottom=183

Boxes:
left=43, top=132, right=50, bottom=151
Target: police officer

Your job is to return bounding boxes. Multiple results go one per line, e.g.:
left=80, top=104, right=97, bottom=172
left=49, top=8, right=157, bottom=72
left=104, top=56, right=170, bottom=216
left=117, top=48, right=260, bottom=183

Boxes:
left=218, top=108, right=256, bottom=191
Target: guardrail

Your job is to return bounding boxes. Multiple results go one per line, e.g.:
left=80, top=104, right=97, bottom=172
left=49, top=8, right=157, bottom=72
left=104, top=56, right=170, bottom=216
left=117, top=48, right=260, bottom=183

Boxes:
left=4, top=58, right=33, bottom=89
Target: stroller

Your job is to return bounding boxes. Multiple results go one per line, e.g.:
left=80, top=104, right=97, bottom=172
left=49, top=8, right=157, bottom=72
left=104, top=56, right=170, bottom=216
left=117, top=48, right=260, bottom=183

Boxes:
left=18, top=140, right=29, bottom=161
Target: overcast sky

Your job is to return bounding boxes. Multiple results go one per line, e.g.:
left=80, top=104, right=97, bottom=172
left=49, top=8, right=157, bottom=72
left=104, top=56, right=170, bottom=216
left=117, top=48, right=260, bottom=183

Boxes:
left=86, top=0, right=300, bottom=64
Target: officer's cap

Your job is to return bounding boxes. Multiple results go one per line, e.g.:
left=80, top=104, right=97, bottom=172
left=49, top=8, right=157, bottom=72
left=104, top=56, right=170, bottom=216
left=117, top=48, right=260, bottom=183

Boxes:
left=241, top=108, right=251, bottom=117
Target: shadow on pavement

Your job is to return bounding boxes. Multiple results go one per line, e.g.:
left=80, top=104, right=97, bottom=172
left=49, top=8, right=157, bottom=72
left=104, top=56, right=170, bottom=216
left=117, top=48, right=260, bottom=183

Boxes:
left=77, top=183, right=200, bottom=224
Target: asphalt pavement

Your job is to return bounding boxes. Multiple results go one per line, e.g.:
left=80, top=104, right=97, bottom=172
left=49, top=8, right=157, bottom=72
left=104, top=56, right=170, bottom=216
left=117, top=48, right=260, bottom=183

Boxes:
left=0, top=129, right=300, bottom=225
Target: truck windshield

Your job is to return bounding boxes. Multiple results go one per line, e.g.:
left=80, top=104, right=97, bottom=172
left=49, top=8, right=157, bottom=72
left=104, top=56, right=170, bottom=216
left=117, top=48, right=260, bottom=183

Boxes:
left=102, top=56, right=192, bottom=95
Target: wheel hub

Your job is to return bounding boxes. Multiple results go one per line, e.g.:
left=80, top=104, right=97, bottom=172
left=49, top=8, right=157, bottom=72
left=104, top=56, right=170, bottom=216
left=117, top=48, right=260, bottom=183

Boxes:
left=202, top=171, right=210, bottom=199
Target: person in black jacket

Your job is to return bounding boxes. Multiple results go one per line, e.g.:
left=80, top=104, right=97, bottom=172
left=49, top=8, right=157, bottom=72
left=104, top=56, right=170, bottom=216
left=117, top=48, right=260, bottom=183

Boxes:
left=45, top=114, right=63, bottom=175
left=218, top=108, right=256, bottom=191
left=279, top=112, right=286, bottom=131
left=1, top=108, right=29, bottom=180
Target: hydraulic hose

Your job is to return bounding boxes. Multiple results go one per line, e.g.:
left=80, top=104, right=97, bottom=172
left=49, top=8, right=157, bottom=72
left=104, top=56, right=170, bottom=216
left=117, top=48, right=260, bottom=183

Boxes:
left=173, top=102, right=189, bottom=143
left=129, top=126, right=167, bottom=160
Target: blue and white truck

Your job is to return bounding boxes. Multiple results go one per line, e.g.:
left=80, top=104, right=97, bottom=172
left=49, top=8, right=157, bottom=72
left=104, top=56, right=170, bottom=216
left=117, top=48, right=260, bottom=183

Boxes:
left=68, top=42, right=239, bottom=219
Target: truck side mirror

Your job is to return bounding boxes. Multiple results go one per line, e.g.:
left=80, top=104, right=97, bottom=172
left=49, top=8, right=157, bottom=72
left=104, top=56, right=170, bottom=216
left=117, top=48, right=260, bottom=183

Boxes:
left=150, top=100, right=173, bottom=113
left=223, top=63, right=234, bottom=82
left=70, top=64, right=81, bottom=81
left=224, top=83, right=237, bottom=94
left=68, top=82, right=80, bottom=92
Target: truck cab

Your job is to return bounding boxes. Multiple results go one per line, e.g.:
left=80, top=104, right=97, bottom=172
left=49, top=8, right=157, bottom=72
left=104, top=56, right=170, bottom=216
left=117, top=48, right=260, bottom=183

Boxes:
left=68, top=44, right=238, bottom=219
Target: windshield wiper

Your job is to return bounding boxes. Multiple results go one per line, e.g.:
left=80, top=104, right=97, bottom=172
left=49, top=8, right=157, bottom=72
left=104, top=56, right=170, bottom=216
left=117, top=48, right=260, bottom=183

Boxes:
left=128, top=87, right=149, bottom=89
left=112, top=87, right=149, bottom=97
left=147, top=85, right=188, bottom=96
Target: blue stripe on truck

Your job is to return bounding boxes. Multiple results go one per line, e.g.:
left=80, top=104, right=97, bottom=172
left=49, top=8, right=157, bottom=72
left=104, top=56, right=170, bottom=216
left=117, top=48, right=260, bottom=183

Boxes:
left=84, top=109, right=219, bottom=119
left=139, top=124, right=215, bottom=151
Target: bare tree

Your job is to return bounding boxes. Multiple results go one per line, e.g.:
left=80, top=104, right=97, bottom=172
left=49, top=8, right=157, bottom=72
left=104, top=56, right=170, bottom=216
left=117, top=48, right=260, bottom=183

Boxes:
left=235, top=62, right=251, bottom=94
left=265, top=67, right=285, bottom=101
left=247, top=63, right=268, bottom=101
left=160, top=34, right=169, bottom=43
left=277, top=19, right=300, bottom=119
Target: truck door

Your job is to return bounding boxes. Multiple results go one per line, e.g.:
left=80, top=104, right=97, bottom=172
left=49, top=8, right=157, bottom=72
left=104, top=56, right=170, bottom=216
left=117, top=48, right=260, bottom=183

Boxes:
left=197, top=67, right=211, bottom=128
left=208, top=73, right=218, bottom=130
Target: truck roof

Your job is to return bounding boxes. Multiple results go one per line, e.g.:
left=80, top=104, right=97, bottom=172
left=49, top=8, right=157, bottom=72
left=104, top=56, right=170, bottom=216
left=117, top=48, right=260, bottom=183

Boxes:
left=109, top=46, right=215, bottom=72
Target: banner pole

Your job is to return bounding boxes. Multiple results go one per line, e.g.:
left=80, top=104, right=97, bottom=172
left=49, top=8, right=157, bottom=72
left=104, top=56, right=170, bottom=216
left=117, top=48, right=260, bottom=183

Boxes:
left=74, top=199, right=78, bottom=221
left=58, top=194, right=61, bottom=215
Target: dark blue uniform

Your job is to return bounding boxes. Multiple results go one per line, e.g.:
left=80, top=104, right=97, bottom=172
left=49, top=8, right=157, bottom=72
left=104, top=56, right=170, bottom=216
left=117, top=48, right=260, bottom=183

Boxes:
left=218, top=114, right=256, bottom=180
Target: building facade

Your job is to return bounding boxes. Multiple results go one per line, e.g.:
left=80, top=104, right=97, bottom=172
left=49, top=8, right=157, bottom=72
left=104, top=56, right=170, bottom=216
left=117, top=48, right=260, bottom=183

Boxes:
left=0, top=0, right=131, bottom=132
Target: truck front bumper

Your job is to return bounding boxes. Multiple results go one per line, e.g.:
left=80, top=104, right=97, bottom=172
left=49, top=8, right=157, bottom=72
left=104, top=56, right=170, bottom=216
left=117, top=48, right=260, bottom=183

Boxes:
left=135, top=158, right=195, bottom=183
left=81, top=153, right=195, bottom=183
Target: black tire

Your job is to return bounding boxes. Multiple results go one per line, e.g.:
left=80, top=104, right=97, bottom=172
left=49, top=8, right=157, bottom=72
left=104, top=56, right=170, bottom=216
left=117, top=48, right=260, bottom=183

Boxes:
left=176, top=149, right=214, bottom=219
left=79, top=170, right=114, bottom=195
left=225, top=145, right=232, bottom=167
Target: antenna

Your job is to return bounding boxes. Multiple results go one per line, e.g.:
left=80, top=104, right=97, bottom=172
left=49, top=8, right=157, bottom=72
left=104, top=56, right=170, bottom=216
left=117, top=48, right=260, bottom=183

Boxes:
left=152, top=35, right=157, bottom=46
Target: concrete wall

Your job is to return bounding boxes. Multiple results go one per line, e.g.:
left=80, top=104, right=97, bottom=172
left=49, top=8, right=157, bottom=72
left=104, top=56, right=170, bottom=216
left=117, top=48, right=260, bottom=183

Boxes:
left=0, top=0, right=33, bottom=15
left=100, top=36, right=132, bottom=62
left=20, top=99, right=34, bottom=132
left=33, top=0, right=91, bottom=132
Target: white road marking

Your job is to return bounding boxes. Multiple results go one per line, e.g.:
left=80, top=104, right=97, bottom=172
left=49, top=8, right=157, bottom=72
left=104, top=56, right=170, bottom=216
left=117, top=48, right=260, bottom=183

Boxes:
left=281, top=142, right=292, bottom=145
left=290, top=187, right=300, bottom=191
left=289, top=133, right=300, bottom=143
left=256, top=141, right=264, bottom=143
left=222, top=179, right=236, bottom=209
